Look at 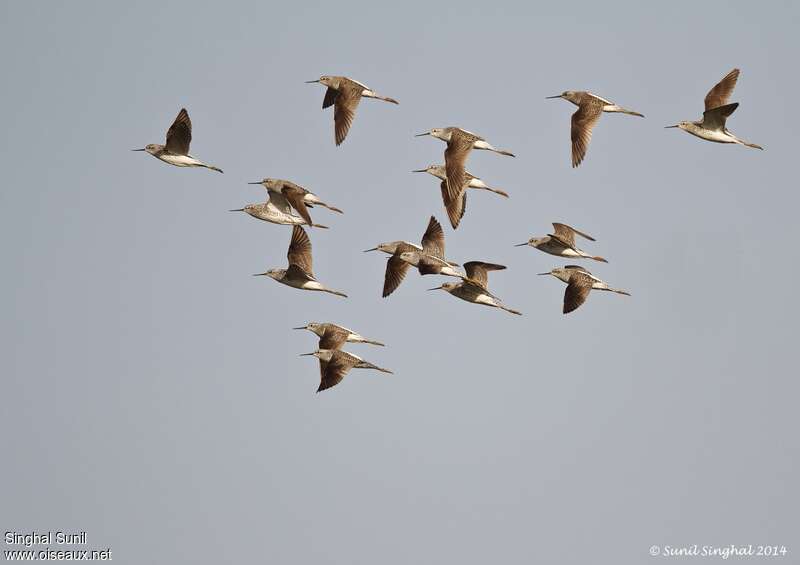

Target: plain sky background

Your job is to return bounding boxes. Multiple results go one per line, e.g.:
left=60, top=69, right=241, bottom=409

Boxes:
left=2, top=1, right=798, bottom=563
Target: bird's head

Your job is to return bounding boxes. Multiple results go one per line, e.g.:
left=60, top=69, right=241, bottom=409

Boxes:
left=412, top=164, right=444, bottom=177
left=416, top=128, right=448, bottom=140
left=429, top=282, right=459, bottom=293
left=300, top=349, right=333, bottom=362
left=307, top=76, right=335, bottom=87
left=254, top=268, right=283, bottom=280
left=132, top=144, right=161, bottom=155
left=515, top=237, right=544, bottom=248
left=548, top=91, right=583, bottom=105
left=665, top=121, right=691, bottom=131
left=364, top=242, right=397, bottom=254
left=294, top=322, right=323, bottom=336
left=247, top=178, right=274, bottom=188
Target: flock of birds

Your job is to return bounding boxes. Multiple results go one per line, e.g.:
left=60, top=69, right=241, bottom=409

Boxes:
left=134, top=68, right=762, bottom=392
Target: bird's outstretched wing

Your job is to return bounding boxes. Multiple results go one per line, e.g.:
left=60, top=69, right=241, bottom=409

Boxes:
left=571, top=102, right=603, bottom=168
left=287, top=226, right=313, bottom=275
left=463, top=261, right=506, bottom=290
left=317, top=352, right=357, bottom=392
left=702, top=102, right=739, bottom=131
left=420, top=216, right=446, bottom=259
left=322, top=87, right=338, bottom=109
left=333, top=85, right=363, bottom=145
left=439, top=181, right=466, bottom=229
left=282, top=185, right=313, bottom=227
left=444, top=131, right=475, bottom=202
left=165, top=108, right=192, bottom=155
left=551, top=222, right=595, bottom=248
left=318, top=327, right=349, bottom=350
left=563, top=273, right=594, bottom=314
left=705, top=68, right=740, bottom=111
left=383, top=254, right=410, bottom=298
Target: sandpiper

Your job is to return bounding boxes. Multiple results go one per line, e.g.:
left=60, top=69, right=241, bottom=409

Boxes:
left=415, top=127, right=514, bottom=205
left=429, top=261, right=521, bottom=316
left=665, top=68, right=763, bottom=149
left=539, top=265, right=630, bottom=314
left=300, top=349, right=393, bottom=393
left=306, top=75, right=398, bottom=145
left=133, top=108, right=223, bottom=173
left=247, top=178, right=342, bottom=227
left=365, top=216, right=462, bottom=297
left=515, top=222, right=607, bottom=262
left=546, top=91, right=644, bottom=167
left=230, top=185, right=329, bottom=228
left=293, top=322, right=385, bottom=349
left=412, top=164, right=509, bottom=229
left=254, top=226, right=346, bottom=297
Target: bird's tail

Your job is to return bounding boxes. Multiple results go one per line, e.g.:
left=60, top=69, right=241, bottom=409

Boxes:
left=501, top=305, right=523, bottom=316
left=494, top=149, right=516, bottom=157
left=740, top=140, right=764, bottom=150
left=608, top=105, right=644, bottom=118
left=311, top=223, right=329, bottom=229
left=592, top=255, right=609, bottom=263
left=320, top=202, right=344, bottom=214
left=621, top=108, right=644, bottom=117
left=324, top=288, right=348, bottom=298
left=205, top=164, right=224, bottom=173
left=486, top=186, right=510, bottom=198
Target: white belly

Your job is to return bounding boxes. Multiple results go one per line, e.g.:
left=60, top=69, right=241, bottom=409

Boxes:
left=560, top=248, right=581, bottom=257
left=159, top=154, right=201, bottom=167
left=475, top=293, right=497, bottom=307
left=301, top=281, right=324, bottom=291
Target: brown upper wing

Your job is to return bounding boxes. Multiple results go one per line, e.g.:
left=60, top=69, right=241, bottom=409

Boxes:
left=444, top=131, right=475, bottom=202
left=317, top=357, right=347, bottom=392
left=282, top=185, right=313, bottom=227
left=318, top=326, right=349, bottom=350
left=570, top=102, right=603, bottom=168
left=165, top=108, right=192, bottom=155
left=704, top=68, right=740, bottom=111
left=463, top=261, right=506, bottom=290
left=382, top=254, right=411, bottom=298
left=322, top=87, right=338, bottom=109
left=563, top=273, right=593, bottom=314
left=702, top=102, right=739, bottom=130
left=287, top=226, right=313, bottom=275
left=333, top=85, right=363, bottom=145
left=439, top=181, right=466, bottom=229
left=420, top=216, right=446, bottom=259
left=552, top=222, right=596, bottom=247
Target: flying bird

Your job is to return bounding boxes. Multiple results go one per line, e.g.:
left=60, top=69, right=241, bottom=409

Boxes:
left=665, top=68, right=763, bottom=149
left=539, top=265, right=630, bottom=314
left=365, top=216, right=462, bottom=297
left=301, top=349, right=393, bottom=393
left=254, top=226, right=346, bottom=297
left=307, top=75, right=398, bottom=145
left=546, top=91, right=644, bottom=167
left=412, top=164, right=509, bottom=229
left=230, top=188, right=329, bottom=228
left=293, top=322, right=385, bottom=348
left=516, top=222, right=607, bottom=262
left=429, top=261, right=521, bottom=315
left=415, top=127, right=514, bottom=206
left=246, top=178, right=342, bottom=227
left=133, top=108, right=223, bottom=173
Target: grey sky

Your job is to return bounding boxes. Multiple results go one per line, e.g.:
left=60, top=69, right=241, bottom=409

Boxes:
left=1, top=1, right=798, bottom=563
